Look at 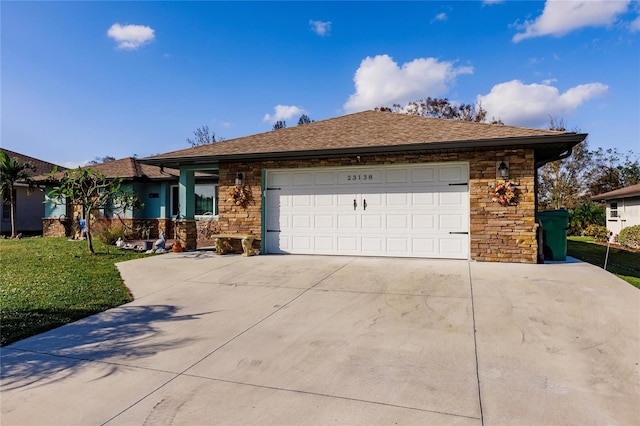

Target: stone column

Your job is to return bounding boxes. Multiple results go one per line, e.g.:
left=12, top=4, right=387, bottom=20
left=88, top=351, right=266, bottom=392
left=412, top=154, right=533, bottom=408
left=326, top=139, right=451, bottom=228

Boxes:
left=174, top=219, right=197, bottom=250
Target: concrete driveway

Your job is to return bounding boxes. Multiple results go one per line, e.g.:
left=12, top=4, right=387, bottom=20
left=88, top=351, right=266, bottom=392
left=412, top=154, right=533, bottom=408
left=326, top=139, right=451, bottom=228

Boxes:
left=1, top=253, right=639, bottom=425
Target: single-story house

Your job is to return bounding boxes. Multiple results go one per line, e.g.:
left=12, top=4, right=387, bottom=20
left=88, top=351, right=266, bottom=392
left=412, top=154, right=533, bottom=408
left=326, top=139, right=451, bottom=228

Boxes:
left=140, top=110, right=587, bottom=263
left=41, top=157, right=218, bottom=239
left=1, top=149, right=64, bottom=236
left=591, top=183, right=640, bottom=237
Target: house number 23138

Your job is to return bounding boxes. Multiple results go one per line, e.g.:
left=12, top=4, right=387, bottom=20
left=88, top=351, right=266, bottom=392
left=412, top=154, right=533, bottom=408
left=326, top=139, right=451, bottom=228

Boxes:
left=347, top=174, right=374, bottom=181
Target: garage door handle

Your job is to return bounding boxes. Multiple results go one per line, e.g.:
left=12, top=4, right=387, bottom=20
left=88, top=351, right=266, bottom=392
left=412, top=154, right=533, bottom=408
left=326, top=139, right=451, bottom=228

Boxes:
left=363, top=199, right=367, bottom=210
left=449, top=231, right=469, bottom=235
left=354, top=199, right=357, bottom=210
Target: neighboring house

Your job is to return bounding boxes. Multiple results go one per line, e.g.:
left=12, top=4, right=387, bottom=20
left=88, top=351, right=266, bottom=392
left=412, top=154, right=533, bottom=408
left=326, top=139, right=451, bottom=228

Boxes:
left=0, top=149, right=64, bottom=236
left=40, top=157, right=218, bottom=239
left=591, top=183, right=640, bottom=237
left=141, top=110, right=587, bottom=263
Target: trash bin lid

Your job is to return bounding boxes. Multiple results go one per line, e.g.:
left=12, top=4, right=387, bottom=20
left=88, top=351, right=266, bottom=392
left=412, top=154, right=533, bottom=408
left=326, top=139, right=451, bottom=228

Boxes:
left=537, top=209, right=570, bottom=218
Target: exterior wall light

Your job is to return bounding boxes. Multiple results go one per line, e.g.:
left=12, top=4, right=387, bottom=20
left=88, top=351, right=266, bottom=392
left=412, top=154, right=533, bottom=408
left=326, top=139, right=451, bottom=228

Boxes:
left=235, top=172, right=244, bottom=187
left=497, top=161, right=509, bottom=179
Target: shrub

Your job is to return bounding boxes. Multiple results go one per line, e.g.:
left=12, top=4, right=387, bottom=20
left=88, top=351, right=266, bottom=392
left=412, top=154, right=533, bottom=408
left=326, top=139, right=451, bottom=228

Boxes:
left=619, top=225, right=640, bottom=249
left=93, top=218, right=126, bottom=246
left=569, top=202, right=606, bottom=236
left=583, top=224, right=609, bottom=242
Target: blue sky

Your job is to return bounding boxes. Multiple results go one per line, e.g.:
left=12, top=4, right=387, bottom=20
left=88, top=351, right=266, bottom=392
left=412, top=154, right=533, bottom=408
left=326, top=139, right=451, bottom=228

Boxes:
left=2, top=1, right=639, bottom=168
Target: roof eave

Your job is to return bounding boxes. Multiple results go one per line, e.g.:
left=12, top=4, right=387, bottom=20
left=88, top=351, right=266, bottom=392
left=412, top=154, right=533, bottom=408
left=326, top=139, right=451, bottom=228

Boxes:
left=140, top=133, right=588, bottom=168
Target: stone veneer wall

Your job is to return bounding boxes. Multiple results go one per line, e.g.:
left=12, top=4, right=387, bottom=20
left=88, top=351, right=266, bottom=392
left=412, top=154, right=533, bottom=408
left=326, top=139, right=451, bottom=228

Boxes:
left=42, top=217, right=176, bottom=240
left=43, top=218, right=69, bottom=237
left=216, top=147, right=538, bottom=264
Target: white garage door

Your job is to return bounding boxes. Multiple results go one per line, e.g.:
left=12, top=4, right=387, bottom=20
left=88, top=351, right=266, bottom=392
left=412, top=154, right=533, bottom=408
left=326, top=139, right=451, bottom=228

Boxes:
left=264, top=163, right=469, bottom=259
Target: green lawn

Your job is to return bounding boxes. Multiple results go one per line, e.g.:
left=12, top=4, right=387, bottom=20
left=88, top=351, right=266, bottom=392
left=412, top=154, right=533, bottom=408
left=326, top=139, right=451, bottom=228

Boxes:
left=0, top=237, right=150, bottom=346
left=567, top=237, right=640, bottom=289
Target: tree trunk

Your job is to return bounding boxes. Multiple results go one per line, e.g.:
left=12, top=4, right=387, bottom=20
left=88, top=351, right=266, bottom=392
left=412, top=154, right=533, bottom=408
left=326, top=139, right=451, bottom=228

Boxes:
left=9, top=185, right=16, bottom=238
left=85, top=213, right=95, bottom=254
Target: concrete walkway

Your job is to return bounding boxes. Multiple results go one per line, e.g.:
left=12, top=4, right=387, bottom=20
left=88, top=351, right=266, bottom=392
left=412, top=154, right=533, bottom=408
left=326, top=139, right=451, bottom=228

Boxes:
left=1, top=254, right=638, bottom=425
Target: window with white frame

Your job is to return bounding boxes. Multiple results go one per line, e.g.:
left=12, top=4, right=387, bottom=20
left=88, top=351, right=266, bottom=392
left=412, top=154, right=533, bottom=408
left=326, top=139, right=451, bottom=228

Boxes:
left=171, top=184, right=218, bottom=217
left=609, top=202, right=618, bottom=219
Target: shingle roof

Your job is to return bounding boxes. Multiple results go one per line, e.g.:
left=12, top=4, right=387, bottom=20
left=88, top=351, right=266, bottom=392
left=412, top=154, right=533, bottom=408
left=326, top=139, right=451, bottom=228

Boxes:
left=83, top=157, right=180, bottom=180
left=143, top=110, right=583, bottom=165
left=37, top=157, right=216, bottom=182
left=1, top=149, right=65, bottom=176
left=591, top=183, right=640, bottom=201
left=34, top=157, right=182, bottom=182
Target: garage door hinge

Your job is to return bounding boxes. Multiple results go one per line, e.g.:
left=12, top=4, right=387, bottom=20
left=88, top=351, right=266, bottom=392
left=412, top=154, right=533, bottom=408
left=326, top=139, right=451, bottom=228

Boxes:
left=449, top=182, right=468, bottom=186
left=449, top=231, right=469, bottom=235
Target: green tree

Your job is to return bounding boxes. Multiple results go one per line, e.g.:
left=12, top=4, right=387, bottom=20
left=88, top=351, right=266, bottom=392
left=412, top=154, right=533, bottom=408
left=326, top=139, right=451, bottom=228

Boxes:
left=587, top=148, right=640, bottom=195
left=537, top=118, right=592, bottom=210
left=186, top=125, right=217, bottom=147
left=47, top=168, right=141, bottom=254
left=0, top=150, right=36, bottom=238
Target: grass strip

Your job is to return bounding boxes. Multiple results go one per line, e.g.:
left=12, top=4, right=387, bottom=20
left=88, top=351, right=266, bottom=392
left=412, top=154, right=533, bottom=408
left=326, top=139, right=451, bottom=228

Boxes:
left=0, top=237, right=149, bottom=346
left=567, top=237, right=640, bottom=289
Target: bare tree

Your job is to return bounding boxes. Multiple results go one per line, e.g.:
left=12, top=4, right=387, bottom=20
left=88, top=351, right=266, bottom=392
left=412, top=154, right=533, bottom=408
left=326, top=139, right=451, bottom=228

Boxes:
left=187, top=125, right=217, bottom=147
left=272, top=120, right=286, bottom=130
left=297, top=114, right=313, bottom=125
left=376, top=97, right=502, bottom=124
left=88, top=156, right=116, bottom=165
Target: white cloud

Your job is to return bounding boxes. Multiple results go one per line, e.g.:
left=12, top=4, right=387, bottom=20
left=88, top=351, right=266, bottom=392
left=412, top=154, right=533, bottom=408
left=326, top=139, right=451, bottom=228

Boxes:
left=263, top=105, right=305, bottom=122
left=483, top=0, right=504, bottom=5
left=630, top=15, right=640, bottom=32
left=513, top=0, right=630, bottom=42
left=107, top=23, right=155, bottom=50
left=433, top=13, right=448, bottom=22
left=344, top=54, right=473, bottom=113
left=477, top=80, right=609, bottom=128
left=309, top=20, right=331, bottom=36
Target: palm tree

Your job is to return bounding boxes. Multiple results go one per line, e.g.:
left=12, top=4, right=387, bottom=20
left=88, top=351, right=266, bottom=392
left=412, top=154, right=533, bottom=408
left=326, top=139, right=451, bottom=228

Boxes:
left=0, top=150, right=36, bottom=237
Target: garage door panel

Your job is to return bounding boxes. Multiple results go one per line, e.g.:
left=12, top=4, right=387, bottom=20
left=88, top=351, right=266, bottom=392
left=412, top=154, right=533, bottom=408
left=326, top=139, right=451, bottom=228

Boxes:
left=411, top=167, right=436, bottom=183
left=292, top=215, right=312, bottom=229
left=337, top=194, right=356, bottom=207
left=265, top=163, right=469, bottom=259
left=386, top=168, right=409, bottom=184
left=412, top=238, right=436, bottom=255
left=267, top=172, right=290, bottom=187
left=440, top=238, right=466, bottom=255
left=387, top=193, right=408, bottom=206
left=439, top=164, right=466, bottom=182
left=412, top=214, right=435, bottom=230
left=314, top=237, right=334, bottom=251
left=387, top=238, right=409, bottom=253
left=363, top=194, right=383, bottom=209
left=440, top=191, right=464, bottom=205
left=292, top=194, right=312, bottom=206
left=292, top=236, right=312, bottom=250
left=314, top=172, right=334, bottom=185
left=337, top=215, right=358, bottom=230
left=440, top=215, right=463, bottom=230
left=315, top=193, right=334, bottom=206
left=362, top=214, right=383, bottom=230
left=314, top=215, right=334, bottom=229
left=387, top=214, right=409, bottom=230
left=362, top=237, right=384, bottom=253
left=337, top=237, right=358, bottom=251
left=412, top=193, right=435, bottom=206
